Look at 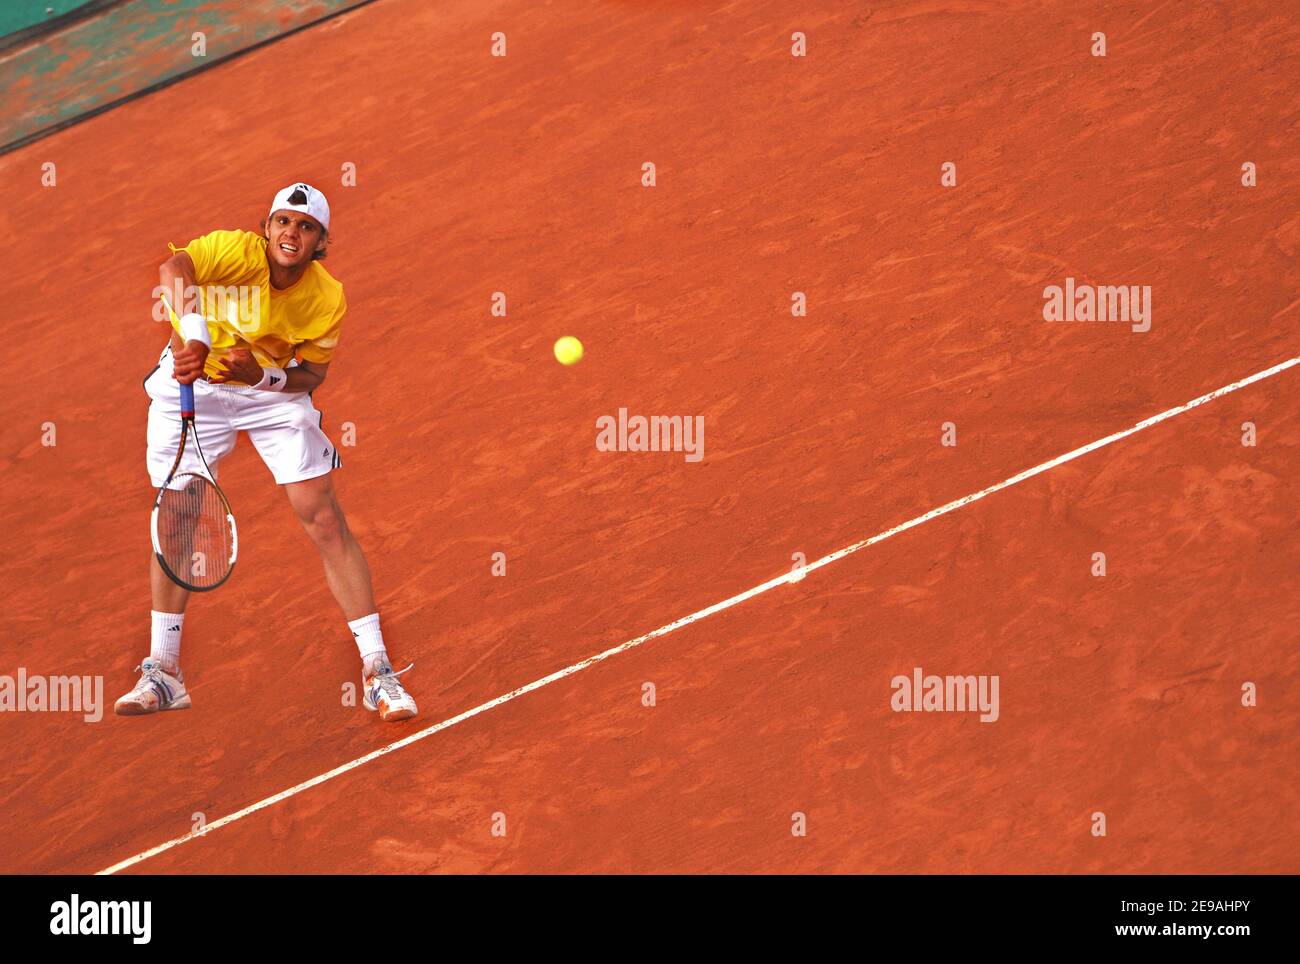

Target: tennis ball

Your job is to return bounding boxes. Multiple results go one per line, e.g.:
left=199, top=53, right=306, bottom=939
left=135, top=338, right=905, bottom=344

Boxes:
left=553, top=336, right=584, bottom=366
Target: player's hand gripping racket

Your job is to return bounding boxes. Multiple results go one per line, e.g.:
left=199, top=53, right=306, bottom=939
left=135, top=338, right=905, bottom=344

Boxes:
left=152, top=296, right=238, bottom=591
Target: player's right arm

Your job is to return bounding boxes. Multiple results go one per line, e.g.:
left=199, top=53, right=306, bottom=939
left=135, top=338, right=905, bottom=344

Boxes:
left=159, top=250, right=208, bottom=385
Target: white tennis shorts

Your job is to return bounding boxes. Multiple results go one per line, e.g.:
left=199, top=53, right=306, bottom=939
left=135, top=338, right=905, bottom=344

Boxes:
left=144, top=345, right=340, bottom=487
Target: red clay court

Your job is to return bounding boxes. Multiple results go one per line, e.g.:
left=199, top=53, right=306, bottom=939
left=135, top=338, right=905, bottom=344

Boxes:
left=0, top=0, right=1297, bottom=874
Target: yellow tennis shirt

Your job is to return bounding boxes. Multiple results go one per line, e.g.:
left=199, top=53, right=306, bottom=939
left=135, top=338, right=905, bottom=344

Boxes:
left=167, top=229, right=346, bottom=382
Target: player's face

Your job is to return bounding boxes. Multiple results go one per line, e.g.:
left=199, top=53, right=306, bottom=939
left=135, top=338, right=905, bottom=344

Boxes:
left=265, top=210, right=325, bottom=268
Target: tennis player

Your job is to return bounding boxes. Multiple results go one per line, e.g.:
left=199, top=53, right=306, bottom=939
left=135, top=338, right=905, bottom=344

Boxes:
left=114, top=183, right=417, bottom=722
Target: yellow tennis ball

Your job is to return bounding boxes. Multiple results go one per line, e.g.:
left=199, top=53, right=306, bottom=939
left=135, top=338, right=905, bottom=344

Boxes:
left=553, top=336, right=584, bottom=366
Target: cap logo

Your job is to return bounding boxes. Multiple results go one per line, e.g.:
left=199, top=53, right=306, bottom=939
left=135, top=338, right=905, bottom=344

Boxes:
left=270, top=182, right=329, bottom=231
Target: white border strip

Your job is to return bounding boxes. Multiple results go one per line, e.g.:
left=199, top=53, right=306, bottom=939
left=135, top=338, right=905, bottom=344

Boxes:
left=98, top=356, right=1299, bottom=875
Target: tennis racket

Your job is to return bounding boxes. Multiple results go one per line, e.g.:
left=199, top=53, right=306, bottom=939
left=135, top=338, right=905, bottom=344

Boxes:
left=152, top=296, right=238, bottom=592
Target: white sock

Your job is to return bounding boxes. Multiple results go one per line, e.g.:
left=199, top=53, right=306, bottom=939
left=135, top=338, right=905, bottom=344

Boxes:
left=348, top=612, right=387, bottom=667
left=150, top=610, right=185, bottom=671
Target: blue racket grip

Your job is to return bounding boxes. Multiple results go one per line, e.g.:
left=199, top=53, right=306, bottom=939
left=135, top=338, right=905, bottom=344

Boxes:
left=179, top=381, right=195, bottom=417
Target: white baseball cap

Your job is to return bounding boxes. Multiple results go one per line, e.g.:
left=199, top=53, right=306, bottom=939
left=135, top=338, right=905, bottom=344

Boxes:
left=268, top=182, right=330, bottom=232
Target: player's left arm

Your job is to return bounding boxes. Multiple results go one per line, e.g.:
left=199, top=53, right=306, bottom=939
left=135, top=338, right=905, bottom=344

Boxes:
left=209, top=351, right=327, bottom=392
left=288, top=359, right=328, bottom=392
left=210, top=286, right=344, bottom=391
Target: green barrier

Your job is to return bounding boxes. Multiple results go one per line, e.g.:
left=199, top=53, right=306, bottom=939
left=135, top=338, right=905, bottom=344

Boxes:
left=0, top=1, right=98, bottom=40
left=1, top=0, right=372, bottom=155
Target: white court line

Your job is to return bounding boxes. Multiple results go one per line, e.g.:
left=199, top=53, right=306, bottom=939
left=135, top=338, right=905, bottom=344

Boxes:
left=98, top=355, right=1299, bottom=875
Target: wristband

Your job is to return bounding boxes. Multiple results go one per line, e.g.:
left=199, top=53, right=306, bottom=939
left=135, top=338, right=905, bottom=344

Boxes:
left=178, top=312, right=211, bottom=348
left=255, top=366, right=287, bottom=391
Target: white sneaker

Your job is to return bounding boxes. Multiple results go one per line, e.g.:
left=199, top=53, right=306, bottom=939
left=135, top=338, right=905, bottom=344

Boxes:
left=362, top=659, right=417, bottom=722
left=115, top=657, right=191, bottom=715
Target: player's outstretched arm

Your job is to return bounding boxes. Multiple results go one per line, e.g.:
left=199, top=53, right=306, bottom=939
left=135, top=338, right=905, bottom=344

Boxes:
left=159, top=250, right=197, bottom=299
left=159, top=251, right=208, bottom=384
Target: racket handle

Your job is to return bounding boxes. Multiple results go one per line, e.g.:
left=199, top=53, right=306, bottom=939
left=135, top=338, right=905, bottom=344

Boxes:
left=179, top=381, right=195, bottom=418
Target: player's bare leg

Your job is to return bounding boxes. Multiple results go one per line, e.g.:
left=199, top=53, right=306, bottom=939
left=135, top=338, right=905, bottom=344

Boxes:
left=150, top=554, right=190, bottom=616
left=283, top=473, right=376, bottom=620
left=284, top=472, right=417, bottom=721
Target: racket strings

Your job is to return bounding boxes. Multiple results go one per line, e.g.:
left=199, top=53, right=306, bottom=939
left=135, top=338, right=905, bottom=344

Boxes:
left=156, top=474, right=233, bottom=589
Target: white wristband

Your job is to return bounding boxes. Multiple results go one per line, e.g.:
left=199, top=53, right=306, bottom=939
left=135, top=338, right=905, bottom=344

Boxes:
left=178, top=312, right=211, bottom=348
left=255, top=366, right=287, bottom=391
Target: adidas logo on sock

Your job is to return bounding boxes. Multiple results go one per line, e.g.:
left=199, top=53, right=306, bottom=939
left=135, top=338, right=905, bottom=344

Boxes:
left=168, top=625, right=180, bottom=631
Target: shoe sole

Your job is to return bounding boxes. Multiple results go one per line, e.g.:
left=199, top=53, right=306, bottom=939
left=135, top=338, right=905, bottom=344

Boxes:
left=115, top=695, right=192, bottom=716
left=363, top=698, right=417, bottom=722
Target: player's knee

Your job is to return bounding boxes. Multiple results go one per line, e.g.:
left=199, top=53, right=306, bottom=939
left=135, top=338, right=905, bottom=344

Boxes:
left=300, top=500, right=347, bottom=547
